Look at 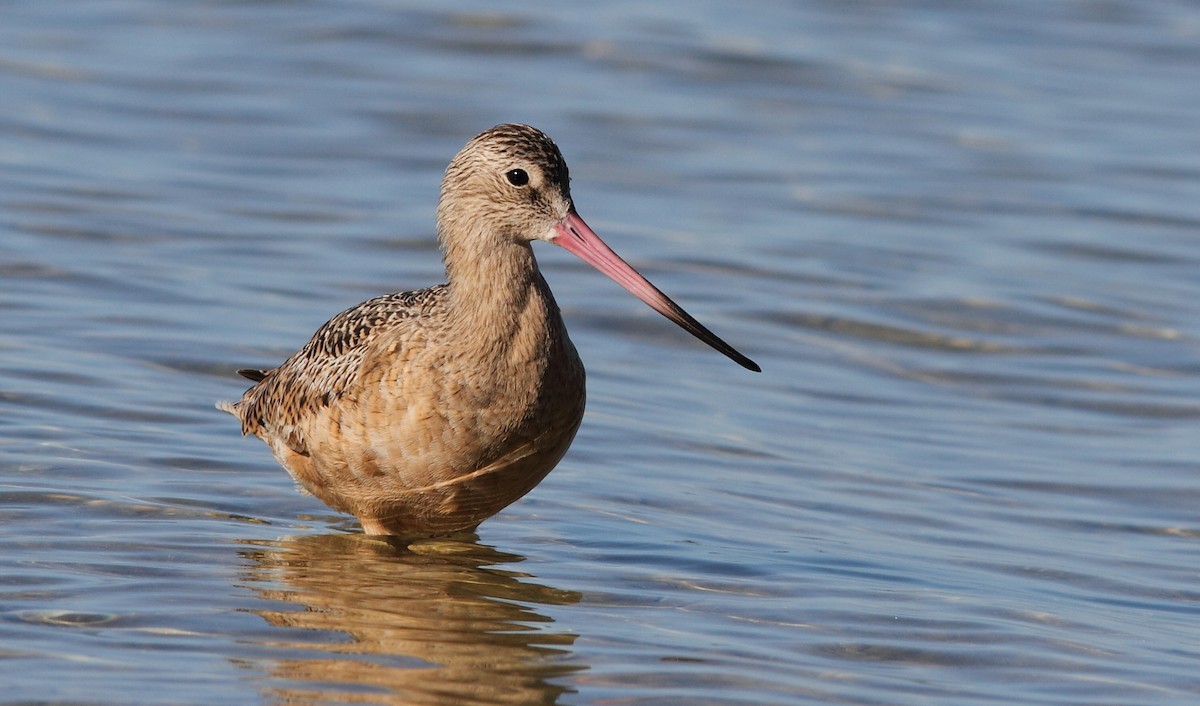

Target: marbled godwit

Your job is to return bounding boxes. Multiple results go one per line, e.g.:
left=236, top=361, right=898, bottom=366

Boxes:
left=219, top=124, right=759, bottom=535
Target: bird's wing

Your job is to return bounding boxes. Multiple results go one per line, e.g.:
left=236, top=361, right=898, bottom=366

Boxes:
left=222, top=285, right=448, bottom=446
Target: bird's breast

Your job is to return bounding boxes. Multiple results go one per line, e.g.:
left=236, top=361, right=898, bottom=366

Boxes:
left=332, top=290, right=585, bottom=485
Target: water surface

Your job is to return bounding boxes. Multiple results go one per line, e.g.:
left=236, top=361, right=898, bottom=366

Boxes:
left=2, top=1, right=1199, bottom=704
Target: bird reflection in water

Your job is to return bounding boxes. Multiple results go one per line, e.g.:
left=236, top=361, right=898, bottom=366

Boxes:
left=235, top=532, right=583, bottom=705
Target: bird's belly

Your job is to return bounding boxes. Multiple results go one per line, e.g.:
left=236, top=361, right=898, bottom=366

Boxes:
left=282, top=364, right=586, bottom=534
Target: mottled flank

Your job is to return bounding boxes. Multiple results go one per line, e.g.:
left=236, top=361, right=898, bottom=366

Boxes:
left=221, top=286, right=447, bottom=445
left=220, top=123, right=756, bottom=535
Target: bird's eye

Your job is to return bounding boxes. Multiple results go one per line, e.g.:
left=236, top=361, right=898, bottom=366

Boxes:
left=505, top=169, right=529, bottom=187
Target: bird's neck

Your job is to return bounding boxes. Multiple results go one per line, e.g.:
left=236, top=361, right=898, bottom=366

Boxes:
left=443, top=234, right=563, bottom=369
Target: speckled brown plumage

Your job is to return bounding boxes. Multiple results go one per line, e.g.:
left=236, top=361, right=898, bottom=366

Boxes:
left=226, top=287, right=447, bottom=450
left=220, top=124, right=757, bottom=535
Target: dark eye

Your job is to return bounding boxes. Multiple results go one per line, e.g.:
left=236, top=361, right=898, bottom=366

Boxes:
left=505, top=168, right=529, bottom=187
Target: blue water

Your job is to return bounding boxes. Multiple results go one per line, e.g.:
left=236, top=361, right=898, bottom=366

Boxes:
left=2, top=1, right=1199, bottom=704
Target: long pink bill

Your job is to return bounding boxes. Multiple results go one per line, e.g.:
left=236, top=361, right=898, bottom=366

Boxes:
left=552, top=210, right=761, bottom=373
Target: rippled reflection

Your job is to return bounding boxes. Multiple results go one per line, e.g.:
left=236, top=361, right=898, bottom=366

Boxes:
left=236, top=533, right=583, bottom=705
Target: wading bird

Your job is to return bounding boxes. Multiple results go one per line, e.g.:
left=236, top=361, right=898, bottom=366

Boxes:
left=220, top=124, right=758, bottom=534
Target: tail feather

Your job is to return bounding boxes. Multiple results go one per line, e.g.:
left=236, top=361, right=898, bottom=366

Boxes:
left=216, top=399, right=255, bottom=438
left=219, top=367, right=271, bottom=432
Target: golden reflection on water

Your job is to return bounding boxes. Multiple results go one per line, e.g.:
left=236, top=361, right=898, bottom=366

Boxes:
left=236, top=533, right=584, bottom=705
